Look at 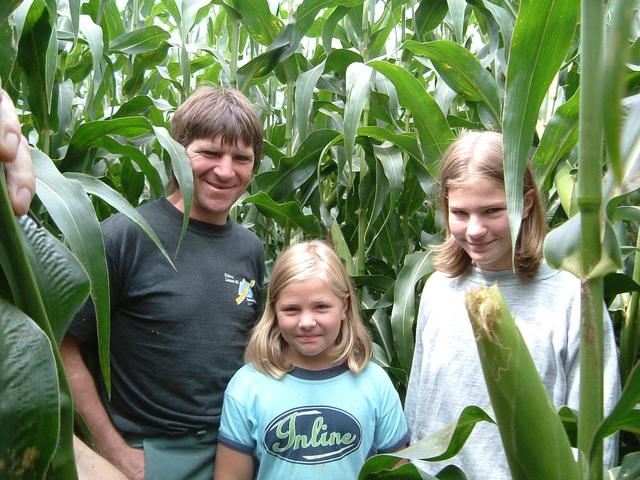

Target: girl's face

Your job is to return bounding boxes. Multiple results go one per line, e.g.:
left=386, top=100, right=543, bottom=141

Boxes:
left=275, top=277, right=347, bottom=370
left=447, top=177, right=534, bottom=271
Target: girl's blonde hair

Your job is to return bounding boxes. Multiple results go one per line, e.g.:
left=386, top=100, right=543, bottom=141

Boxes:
left=245, top=240, right=373, bottom=378
left=432, top=131, right=546, bottom=280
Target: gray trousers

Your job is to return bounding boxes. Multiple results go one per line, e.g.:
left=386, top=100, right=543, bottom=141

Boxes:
left=125, top=429, right=217, bottom=480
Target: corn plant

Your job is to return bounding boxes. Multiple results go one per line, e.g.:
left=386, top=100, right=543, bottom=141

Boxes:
left=1, top=0, right=639, bottom=478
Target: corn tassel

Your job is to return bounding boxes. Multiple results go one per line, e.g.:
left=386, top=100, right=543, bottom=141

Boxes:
left=465, top=285, right=581, bottom=480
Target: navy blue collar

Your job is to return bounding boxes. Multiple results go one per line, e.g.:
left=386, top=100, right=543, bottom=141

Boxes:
left=288, top=364, right=348, bottom=380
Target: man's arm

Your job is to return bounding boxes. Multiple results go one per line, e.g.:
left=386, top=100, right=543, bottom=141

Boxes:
left=73, top=435, right=127, bottom=480
left=214, top=444, right=254, bottom=480
left=61, top=334, right=145, bottom=480
left=0, top=89, right=34, bottom=216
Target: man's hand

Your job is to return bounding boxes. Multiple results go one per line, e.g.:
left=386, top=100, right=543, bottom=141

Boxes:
left=109, top=444, right=144, bottom=480
left=0, top=89, right=34, bottom=215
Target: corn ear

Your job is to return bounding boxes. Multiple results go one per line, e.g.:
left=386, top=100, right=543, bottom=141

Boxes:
left=465, top=285, right=581, bottom=480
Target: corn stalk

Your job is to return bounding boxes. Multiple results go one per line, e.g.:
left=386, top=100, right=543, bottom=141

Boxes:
left=577, top=1, right=607, bottom=478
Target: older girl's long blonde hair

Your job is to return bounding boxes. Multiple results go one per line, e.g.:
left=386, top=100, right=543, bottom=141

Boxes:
left=245, top=240, right=373, bottom=378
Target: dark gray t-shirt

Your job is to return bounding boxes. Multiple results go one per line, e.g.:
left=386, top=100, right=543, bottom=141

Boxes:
left=69, top=198, right=264, bottom=437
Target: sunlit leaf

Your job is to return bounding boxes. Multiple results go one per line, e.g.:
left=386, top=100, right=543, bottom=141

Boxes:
left=295, top=60, right=326, bottom=141
left=32, top=149, right=111, bottom=394
left=344, top=62, right=373, bottom=170
left=390, top=251, right=432, bottom=372
left=65, top=172, right=175, bottom=269
left=603, top=0, right=637, bottom=184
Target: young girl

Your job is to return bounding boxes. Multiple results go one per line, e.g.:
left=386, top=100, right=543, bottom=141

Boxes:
left=404, top=131, right=620, bottom=479
left=215, top=240, right=409, bottom=479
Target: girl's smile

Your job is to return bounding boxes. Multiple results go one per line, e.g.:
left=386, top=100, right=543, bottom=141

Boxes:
left=447, top=177, right=534, bottom=271
left=275, top=277, right=347, bottom=370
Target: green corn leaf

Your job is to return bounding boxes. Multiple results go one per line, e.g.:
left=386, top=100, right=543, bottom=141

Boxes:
left=97, top=0, right=125, bottom=40
left=79, top=14, right=105, bottom=115
left=368, top=309, right=394, bottom=369
left=96, top=137, right=165, bottom=199
left=153, top=126, right=193, bottom=250
left=369, top=61, right=453, bottom=176
left=227, top=0, right=282, bottom=45
left=31, top=148, right=112, bottom=395
left=390, top=251, right=433, bottom=373
left=531, top=90, right=580, bottom=192
left=0, top=0, right=23, bottom=25
left=330, top=222, right=357, bottom=276
left=414, top=0, right=447, bottom=41
left=446, top=0, right=466, bottom=43
left=243, top=192, right=322, bottom=235
left=544, top=213, right=623, bottom=279
left=19, top=216, right=90, bottom=346
left=366, top=156, right=391, bottom=242
left=358, top=455, right=430, bottom=479
left=404, top=40, right=502, bottom=126
left=402, top=405, right=496, bottom=462
left=109, top=25, right=171, bottom=54
left=619, top=94, right=640, bottom=194
left=465, top=285, right=581, bottom=480
left=0, top=16, right=18, bottom=86
left=589, top=361, right=640, bottom=462
left=61, top=116, right=152, bottom=172
left=478, top=0, right=515, bottom=59
left=359, top=405, right=495, bottom=478
left=295, top=60, right=326, bottom=142
left=344, top=62, right=373, bottom=170
left=16, top=0, right=58, bottom=134
left=617, top=452, right=640, bottom=480
left=603, top=0, right=637, bottom=185
left=0, top=298, right=59, bottom=480
left=367, top=144, right=404, bottom=243
left=322, top=6, right=349, bottom=54
left=44, top=8, right=56, bottom=115
left=254, top=129, right=341, bottom=202
left=113, top=95, right=173, bottom=118
left=65, top=173, right=175, bottom=269
left=69, top=0, right=79, bottom=41
left=358, top=127, right=421, bottom=161
left=503, top=0, right=579, bottom=260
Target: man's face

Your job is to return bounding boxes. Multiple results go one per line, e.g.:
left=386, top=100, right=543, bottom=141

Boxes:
left=182, top=136, right=255, bottom=225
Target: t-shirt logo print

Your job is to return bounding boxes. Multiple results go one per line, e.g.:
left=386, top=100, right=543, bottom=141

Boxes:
left=263, top=406, right=362, bottom=464
left=235, top=278, right=256, bottom=305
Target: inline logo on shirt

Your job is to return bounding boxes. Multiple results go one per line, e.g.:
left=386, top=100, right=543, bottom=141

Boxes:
left=264, top=406, right=362, bottom=464
left=224, top=273, right=257, bottom=306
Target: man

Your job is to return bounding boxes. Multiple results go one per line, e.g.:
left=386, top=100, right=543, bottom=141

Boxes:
left=60, top=86, right=265, bottom=480
left=0, top=88, right=34, bottom=215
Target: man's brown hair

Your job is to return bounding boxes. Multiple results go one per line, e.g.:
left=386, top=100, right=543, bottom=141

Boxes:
left=171, top=86, right=264, bottom=168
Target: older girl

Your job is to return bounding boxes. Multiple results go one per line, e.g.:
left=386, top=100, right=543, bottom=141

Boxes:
left=215, top=240, right=409, bottom=479
left=404, top=131, right=620, bottom=479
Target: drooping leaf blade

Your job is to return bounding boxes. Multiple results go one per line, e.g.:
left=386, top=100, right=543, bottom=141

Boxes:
left=503, top=0, right=579, bottom=258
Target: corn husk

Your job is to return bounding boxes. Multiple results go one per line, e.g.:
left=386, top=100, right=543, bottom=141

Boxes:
left=465, top=285, right=581, bottom=480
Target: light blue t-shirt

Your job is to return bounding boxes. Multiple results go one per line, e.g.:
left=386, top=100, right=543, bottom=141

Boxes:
left=218, top=362, right=409, bottom=479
